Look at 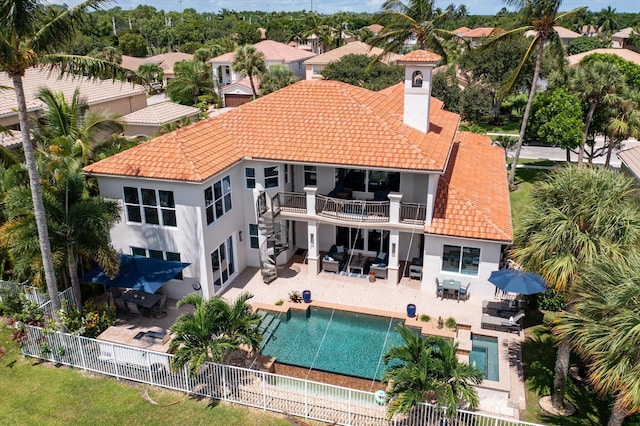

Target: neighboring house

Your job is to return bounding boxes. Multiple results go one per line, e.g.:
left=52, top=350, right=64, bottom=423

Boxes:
left=617, top=146, right=640, bottom=181
left=0, top=67, right=147, bottom=130
left=211, top=40, right=315, bottom=86
left=0, top=130, right=22, bottom=149
left=524, top=26, right=582, bottom=49
left=121, top=102, right=201, bottom=139
left=364, top=24, right=384, bottom=35
left=567, top=48, right=640, bottom=67
left=580, top=24, right=602, bottom=37
left=219, top=77, right=259, bottom=107
left=452, top=27, right=471, bottom=36
left=121, top=52, right=194, bottom=89
left=304, top=41, right=402, bottom=80
left=611, top=27, right=638, bottom=50
left=459, top=27, right=495, bottom=47
left=84, top=50, right=512, bottom=302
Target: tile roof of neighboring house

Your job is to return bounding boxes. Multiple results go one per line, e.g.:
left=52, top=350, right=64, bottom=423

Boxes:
left=304, top=41, right=401, bottom=65
left=617, top=146, right=640, bottom=179
left=453, top=26, right=471, bottom=35
left=567, top=48, right=640, bottom=67
left=399, top=50, right=442, bottom=63
left=365, top=24, right=384, bottom=34
left=84, top=79, right=459, bottom=182
left=0, top=130, right=22, bottom=149
left=426, top=131, right=512, bottom=242
left=219, top=77, right=261, bottom=93
left=210, top=40, right=316, bottom=64
left=612, top=27, right=635, bottom=38
left=461, top=27, right=495, bottom=38
left=0, top=67, right=146, bottom=118
left=0, top=91, right=41, bottom=118
left=552, top=26, right=581, bottom=39
left=121, top=102, right=200, bottom=126
left=121, top=53, right=194, bottom=73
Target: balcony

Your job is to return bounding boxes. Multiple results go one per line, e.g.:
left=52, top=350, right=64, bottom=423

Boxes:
left=270, top=192, right=426, bottom=226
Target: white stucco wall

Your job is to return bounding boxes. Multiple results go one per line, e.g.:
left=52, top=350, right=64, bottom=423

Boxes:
left=421, top=235, right=503, bottom=299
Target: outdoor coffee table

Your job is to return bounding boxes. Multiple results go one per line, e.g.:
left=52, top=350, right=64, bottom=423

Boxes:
left=349, top=256, right=366, bottom=274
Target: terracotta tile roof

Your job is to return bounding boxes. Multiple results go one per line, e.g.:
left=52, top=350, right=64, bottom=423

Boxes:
left=612, top=27, right=635, bottom=38
left=0, top=130, right=22, bottom=149
left=121, top=53, right=193, bottom=72
left=425, top=132, right=512, bottom=242
left=461, top=27, right=495, bottom=38
left=0, top=67, right=146, bottom=118
left=453, top=26, right=471, bottom=35
left=567, top=48, right=640, bottom=67
left=210, top=40, right=316, bottom=64
left=365, top=24, right=384, bottom=34
left=304, top=41, right=401, bottom=65
left=84, top=79, right=459, bottom=181
left=121, top=102, right=200, bottom=126
left=398, top=50, right=442, bottom=63
left=552, top=26, right=581, bottom=38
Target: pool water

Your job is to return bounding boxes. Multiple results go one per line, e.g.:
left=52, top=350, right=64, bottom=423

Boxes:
left=470, top=335, right=499, bottom=381
left=260, top=307, right=405, bottom=380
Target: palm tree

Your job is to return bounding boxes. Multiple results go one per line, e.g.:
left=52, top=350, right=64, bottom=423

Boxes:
left=231, top=45, right=266, bottom=100
left=483, top=0, right=586, bottom=186
left=602, top=89, right=640, bottom=167
left=570, top=61, right=625, bottom=166
left=166, top=60, right=213, bottom=106
left=31, top=88, right=124, bottom=165
left=383, top=325, right=482, bottom=417
left=0, top=158, right=120, bottom=309
left=512, top=166, right=640, bottom=411
left=0, top=0, right=138, bottom=325
left=596, top=6, right=620, bottom=35
left=553, top=260, right=640, bottom=426
left=372, top=0, right=460, bottom=61
left=260, top=64, right=298, bottom=96
left=88, top=46, right=122, bottom=64
left=169, top=292, right=262, bottom=377
left=137, top=63, right=164, bottom=88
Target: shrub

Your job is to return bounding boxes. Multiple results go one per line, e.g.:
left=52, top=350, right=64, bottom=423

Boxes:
left=0, top=289, right=23, bottom=317
left=59, top=300, right=114, bottom=338
left=419, top=314, right=430, bottom=322
left=445, top=317, right=457, bottom=330
left=530, top=288, right=566, bottom=311
left=275, top=299, right=284, bottom=306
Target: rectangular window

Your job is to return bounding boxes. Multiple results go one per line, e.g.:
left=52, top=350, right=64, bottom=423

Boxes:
left=249, top=224, right=259, bottom=249
left=245, top=168, right=255, bottom=189
left=304, top=166, right=317, bottom=186
left=336, top=227, right=388, bottom=253
left=204, top=175, right=232, bottom=225
left=124, top=187, right=176, bottom=227
left=166, top=251, right=183, bottom=280
left=132, top=246, right=146, bottom=257
left=264, top=166, right=279, bottom=189
left=312, top=65, right=322, bottom=76
left=441, top=244, right=480, bottom=276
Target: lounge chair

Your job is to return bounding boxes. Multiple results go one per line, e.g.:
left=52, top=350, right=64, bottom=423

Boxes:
left=481, top=311, right=525, bottom=335
left=369, top=252, right=388, bottom=279
left=322, top=255, right=342, bottom=273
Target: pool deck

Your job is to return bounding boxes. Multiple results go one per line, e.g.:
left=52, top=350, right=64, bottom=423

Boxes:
left=219, top=257, right=527, bottom=419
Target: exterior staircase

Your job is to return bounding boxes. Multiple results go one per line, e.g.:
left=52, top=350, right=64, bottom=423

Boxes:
left=256, top=192, right=289, bottom=284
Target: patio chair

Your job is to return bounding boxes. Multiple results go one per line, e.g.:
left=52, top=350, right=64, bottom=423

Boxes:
left=151, top=294, right=168, bottom=319
left=435, top=278, right=443, bottom=297
left=322, top=255, right=342, bottom=273
left=459, top=282, right=471, bottom=300
left=126, top=301, right=142, bottom=323
left=114, top=297, right=128, bottom=315
left=481, top=310, right=525, bottom=335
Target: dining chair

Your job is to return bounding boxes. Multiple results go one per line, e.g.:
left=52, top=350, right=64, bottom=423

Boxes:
left=435, top=278, right=443, bottom=297
left=114, top=297, right=128, bottom=315
left=126, top=301, right=142, bottom=322
left=152, top=294, right=168, bottom=319
left=459, top=282, right=471, bottom=300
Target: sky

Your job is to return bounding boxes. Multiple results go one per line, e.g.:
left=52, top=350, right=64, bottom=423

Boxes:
left=102, top=0, right=640, bottom=15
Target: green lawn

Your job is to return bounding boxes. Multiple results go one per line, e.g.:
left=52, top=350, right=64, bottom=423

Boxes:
left=518, top=317, right=640, bottom=425
left=509, top=165, right=551, bottom=231
left=462, top=121, right=521, bottom=134
left=0, top=322, right=294, bottom=426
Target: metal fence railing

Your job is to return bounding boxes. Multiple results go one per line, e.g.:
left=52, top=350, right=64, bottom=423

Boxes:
left=20, top=325, right=542, bottom=426
left=0, top=281, right=75, bottom=321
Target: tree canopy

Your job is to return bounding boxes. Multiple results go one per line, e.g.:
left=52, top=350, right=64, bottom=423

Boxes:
left=321, top=54, right=403, bottom=91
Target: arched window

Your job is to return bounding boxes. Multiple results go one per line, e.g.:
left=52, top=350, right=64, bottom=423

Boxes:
left=412, top=70, right=423, bottom=88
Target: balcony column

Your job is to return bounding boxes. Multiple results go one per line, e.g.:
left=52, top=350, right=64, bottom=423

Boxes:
left=426, top=175, right=439, bottom=226
left=388, top=230, right=401, bottom=284
left=307, top=221, right=321, bottom=274
left=304, top=186, right=318, bottom=216
left=388, top=192, right=403, bottom=224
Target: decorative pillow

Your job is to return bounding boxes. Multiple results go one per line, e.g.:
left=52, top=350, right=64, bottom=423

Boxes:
left=324, top=255, right=334, bottom=261
left=373, top=263, right=386, bottom=268
left=336, top=245, right=345, bottom=254
left=508, top=316, right=515, bottom=324
left=377, top=252, right=388, bottom=262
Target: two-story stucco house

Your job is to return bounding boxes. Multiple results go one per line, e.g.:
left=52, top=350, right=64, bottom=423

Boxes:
left=84, top=50, right=512, bottom=303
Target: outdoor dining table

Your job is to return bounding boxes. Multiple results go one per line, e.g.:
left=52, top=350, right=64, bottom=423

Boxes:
left=442, top=279, right=461, bottom=300
left=120, top=290, right=162, bottom=310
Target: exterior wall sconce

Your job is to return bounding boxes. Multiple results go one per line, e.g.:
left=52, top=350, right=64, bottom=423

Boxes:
left=310, top=233, right=315, bottom=247
left=392, top=243, right=396, bottom=257
left=238, top=231, right=243, bottom=242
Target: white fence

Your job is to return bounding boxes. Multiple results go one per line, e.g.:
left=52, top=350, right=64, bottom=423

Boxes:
left=0, top=280, right=75, bottom=321
left=20, top=325, right=542, bottom=426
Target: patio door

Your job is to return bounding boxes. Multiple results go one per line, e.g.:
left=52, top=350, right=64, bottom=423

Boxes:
left=211, top=236, right=236, bottom=292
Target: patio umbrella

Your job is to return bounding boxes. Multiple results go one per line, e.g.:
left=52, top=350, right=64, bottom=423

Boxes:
left=80, top=254, right=190, bottom=294
left=488, top=269, right=547, bottom=295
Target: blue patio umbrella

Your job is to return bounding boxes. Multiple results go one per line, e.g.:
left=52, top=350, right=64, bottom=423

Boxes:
left=80, top=254, right=190, bottom=294
left=488, top=269, right=548, bottom=295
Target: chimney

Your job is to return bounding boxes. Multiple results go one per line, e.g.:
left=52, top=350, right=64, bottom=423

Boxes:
left=397, top=50, right=442, bottom=134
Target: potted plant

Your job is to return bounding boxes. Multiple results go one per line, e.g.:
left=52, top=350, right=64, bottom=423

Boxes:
left=406, top=303, right=417, bottom=317
left=302, top=290, right=312, bottom=303
left=288, top=291, right=302, bottom=303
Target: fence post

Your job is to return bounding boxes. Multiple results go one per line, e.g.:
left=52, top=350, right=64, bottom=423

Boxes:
left=111, top=343, right=120, bottom=379
left=78, top=336, right=87, bottom=370
left=304, top=380, right=308, bottom=419
left=262, top=371, right=267, bottom=411
left=222, top=364, right=227, bottom=401
left=348, top=389, right=352, bottom=423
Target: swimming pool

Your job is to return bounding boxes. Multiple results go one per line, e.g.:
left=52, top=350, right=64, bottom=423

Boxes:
left=260, top=307, right=405, bottom=381
left=469, top=335, right=499, bottom=381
